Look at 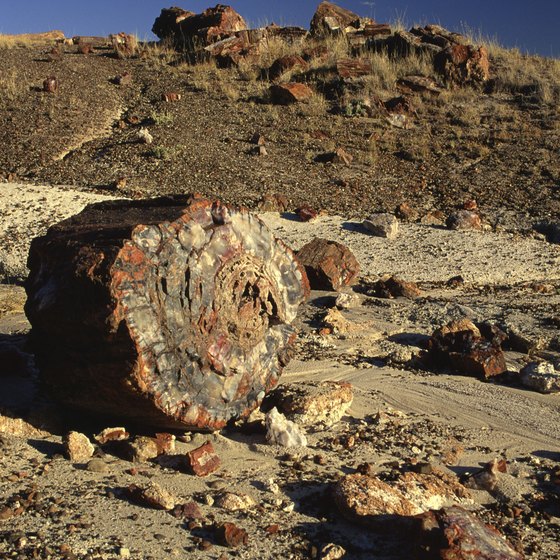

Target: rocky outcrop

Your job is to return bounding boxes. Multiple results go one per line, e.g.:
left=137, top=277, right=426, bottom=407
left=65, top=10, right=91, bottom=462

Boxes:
left=310, top=1, right=362, bottom=36
left=152, top=4, right=247, bottom=47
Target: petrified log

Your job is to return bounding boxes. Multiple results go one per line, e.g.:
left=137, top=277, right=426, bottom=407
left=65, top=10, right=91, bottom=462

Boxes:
left=25, top=196, right=309, bottom=430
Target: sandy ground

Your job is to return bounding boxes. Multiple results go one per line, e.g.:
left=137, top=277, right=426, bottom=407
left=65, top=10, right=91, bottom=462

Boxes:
left=0, top=183, right=559, bottom=559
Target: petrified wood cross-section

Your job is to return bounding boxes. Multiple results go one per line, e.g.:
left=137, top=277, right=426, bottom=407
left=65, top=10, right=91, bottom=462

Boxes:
left=25, top=196, right=309, bottom=429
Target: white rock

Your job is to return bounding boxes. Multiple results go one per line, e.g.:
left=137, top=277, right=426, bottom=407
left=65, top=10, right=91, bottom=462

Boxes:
left=363, top=213, right=399, bottom=239
left=335, top=292, right=360, bottom=309
left=137, top=127, right=153, bottom=144
left=520, top=361, right=560, bottom=393
left=320, top=543, right=346, bottom=560
left=215, top=492, right=256, bottom=511
left=265, top=407, right=308, bottom=447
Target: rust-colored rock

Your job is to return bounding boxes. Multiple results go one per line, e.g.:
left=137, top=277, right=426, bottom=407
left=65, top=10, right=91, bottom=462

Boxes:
left=186, top=441, right=221, bottom=476
left=78, top=43, right=93, bottom=55
left=427, top=319, right=507, bottom=379
left=435, top=44, right=490, bottom=85
left=95, top=427, right=129, bottom=444
left=162, top=91, right=181, bottom=102
left=25, top=196, right=309, bottom=429
left=152, top=5, right=247, bottom=47
left=446, top=210, right=482, bottom=231
left=204, top=33, right=262, bottom=67
left=336, top=58, right=372, bottom=79
left=310, top=2, right=361, bottom=36
left=267, top=55, right=309, bottom=82
left=395, top=202, right=419, bottom=222
left=216, top=522, right=249, bottom=548
left=297, top=237, right=360, bottom=291
left=43, top=76, right=58, bottom=93
left=295, top=204, right=319, bottom=222
left=370, top=275, right=421, bottom=299
left=154, top=432, right=176, bottom=455
left=151, top=7, right=195, bottom=40
left=417, top=506, right=523, bottom=560
left=269, top=82, right=314, bottom=104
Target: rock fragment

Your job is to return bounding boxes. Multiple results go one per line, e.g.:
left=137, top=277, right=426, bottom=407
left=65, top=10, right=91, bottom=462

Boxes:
left=296, top=204, right=319, bottom=222
left=186, top=441, right=221, bottom=476
left=427, top=319, right=507, bottom=378
left=519, top=361, right=560, bottom=393
left=64, top=431, right=95, bottom=462
left=172, top=501, right=203, bottom=520
left=464, top=458, right=507, bottom=492
left=86, top=458, right=109, bottom=473
left=369, top=275, right=421, bottom=299
left=296, top=237, right=360, bottom=291
left=95, top=427, right=129, bottom=445
left=131, top=482, right=176, bottom=510
left=268, top=55, right=308, bottom=82
left=446, top=209, right=482, bottom=231
left=395, top=202, right=419, bottom=222
left=363, top=213, right=399, bottom=239
left=162, top=92, right=181, bottom=102
left=310, top=2, right=361, bottom=36
left=265, top=407, right=308, bottom=447
left=417, top=506, right=523, bottom=560
left=335, top=291, right=360, bottom=309
left=263, top=381, right=353, bottom=429
left=257, top=193, right=289, bottom=212
left=43, top=75, right=58, bottom=93
left=334, top=474, right=419, bottom=523
left=270, top=82, right=314, bottom=104
left=320, top=543, right=346, bottom=559
left=434, top=44, right=490, bottom=85
left=137, top=127, right=153, bottom=144
left=0, top=414, right=51, bottom=438
left=215, top=522, right=248, bottom=548
left=128, top=436, right=159, bottom=463
left=215, top=492, right=256, bottom=511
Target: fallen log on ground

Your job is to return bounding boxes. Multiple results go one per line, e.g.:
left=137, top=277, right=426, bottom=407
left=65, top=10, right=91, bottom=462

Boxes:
left=25, top=196, right=309, bottom=430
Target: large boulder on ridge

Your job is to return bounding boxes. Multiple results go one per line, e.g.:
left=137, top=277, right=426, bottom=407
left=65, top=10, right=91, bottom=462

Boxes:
left=152, top=4, right=247, bottom=47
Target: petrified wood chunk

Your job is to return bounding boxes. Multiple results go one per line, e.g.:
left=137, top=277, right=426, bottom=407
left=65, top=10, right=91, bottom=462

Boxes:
left=296, top=237, right=360, bottom=291
left=25, top=196, right=309, bottom=430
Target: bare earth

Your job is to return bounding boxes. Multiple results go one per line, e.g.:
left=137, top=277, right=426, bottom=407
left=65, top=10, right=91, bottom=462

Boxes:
left=0, top=183, right=559, bottom=559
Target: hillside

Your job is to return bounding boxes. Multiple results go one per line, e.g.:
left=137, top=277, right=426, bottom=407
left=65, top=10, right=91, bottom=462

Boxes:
left=0, top=3, right=558, bottom=225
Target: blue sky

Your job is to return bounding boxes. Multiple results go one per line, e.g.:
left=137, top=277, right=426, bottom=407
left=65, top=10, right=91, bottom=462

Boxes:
left=0, top=1, right=558, bottom=57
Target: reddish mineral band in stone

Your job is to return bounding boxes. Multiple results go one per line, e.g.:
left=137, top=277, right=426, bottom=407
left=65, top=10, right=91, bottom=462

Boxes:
left=25, top=196, right=309, bottom=430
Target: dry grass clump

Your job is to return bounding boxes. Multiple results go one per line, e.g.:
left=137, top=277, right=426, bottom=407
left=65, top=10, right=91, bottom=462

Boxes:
left=300, top=91, right=330, bottom=117
left=0, top=70, right=18, bottom=104
left=140, top=41, right=178, bottom=68
left=490, top=48, right=560, bottom=106
left=0, top=32, right=62, bottom=48
left=186, top=58, right=221, bottom=92
left=365, top=50, right=434, bottom=95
